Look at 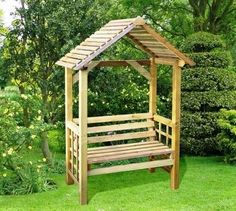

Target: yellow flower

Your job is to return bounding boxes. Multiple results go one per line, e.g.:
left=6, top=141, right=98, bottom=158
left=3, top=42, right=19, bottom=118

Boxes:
left=31, top=135, right=36, bottom=139
left=3, top=173, right=7, bottom=177
left=42, top=158, right=47, bottom=162
left=7, top=148, right=14, bottom=155
left=2, top=153, right=6, bottom=157
left=21, top=94, right=28, bottom=99
left=28, top=146, right=32, bottom=150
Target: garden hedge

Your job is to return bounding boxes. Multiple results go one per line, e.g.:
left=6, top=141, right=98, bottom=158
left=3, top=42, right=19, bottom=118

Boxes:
left=181, top=32, right=236, bottom=155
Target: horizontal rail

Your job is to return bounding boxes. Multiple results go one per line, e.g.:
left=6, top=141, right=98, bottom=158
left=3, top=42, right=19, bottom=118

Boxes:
left=153, top=114, right=172, bottom=127
left=66, top=121, right=79, bottom=136
left=88, top=159, right=173, bottom=176
left=73, top=112, right=152, bottom=124
left=88, top=121, right=154, bottom=134
left=88, top=130, right=156, bottom=144
left=155, top=129, right=172, bottom=139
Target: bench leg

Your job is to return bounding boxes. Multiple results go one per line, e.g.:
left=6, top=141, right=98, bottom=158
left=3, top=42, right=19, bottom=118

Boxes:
left=79, top=162, right=88, bottom=205
left=148, top=156, right=156, bottom=173
left=170, top=157, right=179, bottom=189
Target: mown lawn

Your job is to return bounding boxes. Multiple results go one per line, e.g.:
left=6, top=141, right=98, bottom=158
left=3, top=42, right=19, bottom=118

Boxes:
left=0, top=156, right=235, bottom=211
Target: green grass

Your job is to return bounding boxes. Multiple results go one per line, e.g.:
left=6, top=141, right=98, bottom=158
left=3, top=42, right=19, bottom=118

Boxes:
left=0, top=156, right=236, bottom=211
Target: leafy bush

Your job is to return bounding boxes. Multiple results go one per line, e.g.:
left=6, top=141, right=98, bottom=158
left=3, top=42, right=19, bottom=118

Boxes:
left=182, top=32, right=225, bottom=52
left=181, top=32, right=236, bottom=155
left=217, top=109, right=236, bottom=164
left=0, top=95, right=56, bottom=195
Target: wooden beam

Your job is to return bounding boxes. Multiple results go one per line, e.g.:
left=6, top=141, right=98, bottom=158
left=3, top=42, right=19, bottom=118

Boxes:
left=78, top=69, right=88, bottom=205
left=142, top=24, right=195, bottom=66
left=88, top=159, right=173, bottom=176
left=96, top=59, right=150, bottom=67
left=73, top=112, right=152, bottom=124
left=148, top=57, right=157, bottom=172
left=155, top=58, right=185, bottom=67
left=65, top=67, right=74, bottom=185
left=75, top=23, right=136, bottom=70
left=127, top=61, right=151, bottom=80
left=170, top=64, right=181, bottom=189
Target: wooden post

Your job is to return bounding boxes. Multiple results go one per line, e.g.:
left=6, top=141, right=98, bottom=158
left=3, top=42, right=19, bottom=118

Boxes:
left=148, top=57, right=157, bottom=173
left=170, top=62, right=181, bottom=189
left=78, top=69, right=88, bottom=204
left=65, top=67, right=74, bottom=185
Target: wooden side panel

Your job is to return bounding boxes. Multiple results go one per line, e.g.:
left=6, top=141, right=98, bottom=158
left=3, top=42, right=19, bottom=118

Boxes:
left=65, top=68, right=74, bottom=185
left=170, top=64, right=181, bottom=189
left=78, top=70, right=88, bottom=205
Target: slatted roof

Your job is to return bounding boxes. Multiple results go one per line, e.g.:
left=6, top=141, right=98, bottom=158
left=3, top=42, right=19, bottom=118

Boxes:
left=56, top=17, right=195, bottom=70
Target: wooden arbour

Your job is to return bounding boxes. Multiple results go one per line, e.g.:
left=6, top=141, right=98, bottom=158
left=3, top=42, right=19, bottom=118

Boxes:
left=56, top=17, right=195, bottom=205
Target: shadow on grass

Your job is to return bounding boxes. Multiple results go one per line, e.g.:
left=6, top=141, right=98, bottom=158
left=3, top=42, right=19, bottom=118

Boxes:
left=88, top=157, right=187, bottom=202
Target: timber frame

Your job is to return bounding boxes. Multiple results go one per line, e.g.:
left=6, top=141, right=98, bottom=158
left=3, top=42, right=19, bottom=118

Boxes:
left=56, top=17, right=195, bottom=205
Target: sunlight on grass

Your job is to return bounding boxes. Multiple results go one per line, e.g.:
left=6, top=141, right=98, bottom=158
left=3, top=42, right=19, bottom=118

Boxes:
left=0, top=156, right=236, bottom=211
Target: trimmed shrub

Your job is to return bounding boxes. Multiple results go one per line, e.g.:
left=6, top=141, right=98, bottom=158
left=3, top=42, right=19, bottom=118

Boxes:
left=188, top=51, right=232, bottom=68
left=182, top=32, right=225, bottom=52
left=181, top=32, right=236, bottom=155
left=217, top=109, right=236, bottom=164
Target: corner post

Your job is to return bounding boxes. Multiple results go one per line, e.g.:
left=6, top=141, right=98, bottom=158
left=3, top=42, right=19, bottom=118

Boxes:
left=170, top=62, right=181, bottom=189
left=148, top=57, right=157, bottom=172
left=79, top=69, right=88, bottom=204
left=65, top=67, right=74, bottom=185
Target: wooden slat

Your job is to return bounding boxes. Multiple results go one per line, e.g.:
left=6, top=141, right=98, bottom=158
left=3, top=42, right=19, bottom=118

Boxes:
left=73, top=112, right=152, bottom=124
left=80, top=41, right=104, bottom=47
left=88, top=141, right=163, bottom=154
left=56, top=60, right=75, bottom=69
left=88, top=159, right=173, bottom=176
left=108, top=18, right=136, bottom=23
left=154, top=114, right=172, bottom=127
left=127, top=61, right=151, bottom=80
left=85, top=38, right=111, bottom=43
left=88, top=148, right=172, bottom=164
left=129, top=33, right=153, bottom=38
left=100, top=26, right=128, bottom=30
left=142, top=24, right=195, bottom=66
left=76, top=46, right=99, bottom=51
left=75, top=23, right=136, bottom=70
left=70, top=49, right=93, bottom=55
left=66, top=53, right=87, bottom=60
left=105, top=22, right=132, bottom=27
left=61, top=57, right=81, bottom=64
left=126, top=34, right=155, bottom=56
left=90, top=34, right=115, bottom=39
left=88, top=130, right=156, bottom=144
left=88, top=145, right=168, bottom=158
left=88, top=121, right=154, bottom=134
left=95, top=30, right=121, bottom=35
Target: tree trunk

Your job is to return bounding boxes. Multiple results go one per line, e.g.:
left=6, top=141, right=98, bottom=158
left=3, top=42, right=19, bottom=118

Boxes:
left=41, top=131, right=52, bottom=165
left=18, top=86, right=30, bottom=127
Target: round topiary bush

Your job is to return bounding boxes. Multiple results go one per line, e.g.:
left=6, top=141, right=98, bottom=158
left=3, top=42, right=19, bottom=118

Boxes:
left=181, top=32, right=236, bottom=155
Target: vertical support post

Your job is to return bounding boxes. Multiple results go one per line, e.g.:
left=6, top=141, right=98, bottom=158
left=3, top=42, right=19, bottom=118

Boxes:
left=65, top=67, right=74, bottom=185
left=148, top=57, right=157, bottom=173
left=79, top=69, right=88, bottom=205
left=170, top=63, right=181, bottom=189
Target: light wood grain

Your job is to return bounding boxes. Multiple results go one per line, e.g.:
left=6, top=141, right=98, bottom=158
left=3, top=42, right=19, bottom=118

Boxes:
left=88, top=159, right=173, bottom=176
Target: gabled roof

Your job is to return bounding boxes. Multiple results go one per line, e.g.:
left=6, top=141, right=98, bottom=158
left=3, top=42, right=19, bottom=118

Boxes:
left=56, top=17, right=195, bottom=70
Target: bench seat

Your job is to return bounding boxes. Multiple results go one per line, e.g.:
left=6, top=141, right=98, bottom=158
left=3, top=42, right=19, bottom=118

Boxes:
left=87, top=141, right=172, bottom=164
